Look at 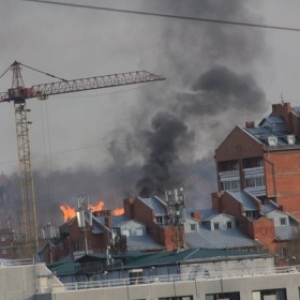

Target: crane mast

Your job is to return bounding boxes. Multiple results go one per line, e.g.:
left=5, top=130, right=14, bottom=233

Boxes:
left=0, top=61, right=165, bottom=256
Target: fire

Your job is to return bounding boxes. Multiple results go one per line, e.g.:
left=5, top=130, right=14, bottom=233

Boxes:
left=112, top=207, right=125, bottom=216
left=60, top=201, right=124, bottom=222
left=60, top=204, right=76, bottom=222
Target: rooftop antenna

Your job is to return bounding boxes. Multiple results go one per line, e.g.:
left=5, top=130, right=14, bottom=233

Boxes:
left=281, top=93, right=285, bottom=105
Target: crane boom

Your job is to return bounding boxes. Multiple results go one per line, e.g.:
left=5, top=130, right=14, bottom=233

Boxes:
left=0, top=61, right=165, bottom=257
left=0, top=70, right=165, bottom=102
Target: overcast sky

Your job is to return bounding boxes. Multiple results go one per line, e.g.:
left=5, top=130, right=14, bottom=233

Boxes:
left=1, top=0, right=300, bottom=218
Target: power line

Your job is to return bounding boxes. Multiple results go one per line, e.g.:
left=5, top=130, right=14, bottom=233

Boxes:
left=23, top=0, right=300, bottom=32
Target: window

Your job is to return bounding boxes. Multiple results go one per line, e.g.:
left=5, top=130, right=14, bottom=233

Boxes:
left=0, top=236, right=6, bottom=242
left=280, top=217, right=287, bottom=225
left=123, top=229, right=130, bottom=237
left=190, top=224, right=196, bottom=231
left=221, top=180, right=240, bottom=191
left=1, top=249, right=7, bottom=254
left=245, top=211, right=256, bottom=219
left=214, top=223, right=219, bottom=230
left=206, top=292, right=240, bottom=300
left=245, top=177, right=265, bottom=188
left=156, top=216, right=164, bottom=224
left=160, top=297, right=193, bottom=300
left=227, top=221, right=232, bottom=229
left=136, top=228, right=143, bottom=236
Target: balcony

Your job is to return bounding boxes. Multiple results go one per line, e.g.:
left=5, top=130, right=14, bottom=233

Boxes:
left=244, top=166, right=266, bottom=196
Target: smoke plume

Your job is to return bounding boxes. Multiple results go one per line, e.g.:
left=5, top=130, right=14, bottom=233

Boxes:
left=0, top=0, right=270, bottom=228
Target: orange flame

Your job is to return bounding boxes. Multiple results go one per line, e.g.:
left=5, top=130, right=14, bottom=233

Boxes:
left=60, top=201, right=124, bottom=222
left=60, top=204, right=76, bottom=222
left=112, top=207, right=125, bottom=216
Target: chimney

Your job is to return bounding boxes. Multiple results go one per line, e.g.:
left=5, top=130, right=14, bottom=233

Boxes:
left=211, top=192, right=223, bottom=213
left=284, top=102, right=291, bottom=113
left=245, top=121, right=255, bottom=128
left=94, top=210, right=111, bottom=217
left=190, top=211, right=202, bottom=221
left=104, top=216, right=112, bottom=229
left=123, top=198, right=135, bottom=219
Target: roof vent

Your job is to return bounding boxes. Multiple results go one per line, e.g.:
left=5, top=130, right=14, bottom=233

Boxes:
left=245, top=121, right=255, bottom=128
left=267, top=136, right=278, bottom=146
left=286, top=134, right=295, bottom=145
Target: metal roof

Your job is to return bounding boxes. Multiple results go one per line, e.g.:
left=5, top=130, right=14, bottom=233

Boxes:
left=122, top=248, right=268, bottom=269
left=275, top=226, right=299, bottom=241
left=185, top=226, right=259, bottom=249
left=227, top=191, right=258, bottom=211
left=137, top=196, right=167, bottom=215
left=126, top=235, right=164, bottom=252
left=292, top=106, right=300, bottom=116
left=244, top=127, right=300, bottom=150
left=259, top=116, right=285, bottom=125
left=261, top=201, right=278, bottom=215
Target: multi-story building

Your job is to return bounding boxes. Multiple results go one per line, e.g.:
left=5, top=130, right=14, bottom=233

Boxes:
left=213, top=102, right=300, bottom=255
left=0, top=228, right=14, bottom=259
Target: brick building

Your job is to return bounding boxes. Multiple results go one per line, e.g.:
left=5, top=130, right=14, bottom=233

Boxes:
left=213, top=102, right=300, bottom=256
left=0, top=228, right=14, bottom=259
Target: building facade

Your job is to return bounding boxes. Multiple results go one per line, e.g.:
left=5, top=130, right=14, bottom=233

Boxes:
left=213, top=102, right=300, bottom=256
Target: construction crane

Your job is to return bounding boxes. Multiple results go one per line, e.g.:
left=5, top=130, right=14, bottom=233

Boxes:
left=0, top=61, right=165, bottom=256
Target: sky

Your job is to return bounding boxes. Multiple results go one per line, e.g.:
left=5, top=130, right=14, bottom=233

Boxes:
left=1, top=0, right=300, bottom=225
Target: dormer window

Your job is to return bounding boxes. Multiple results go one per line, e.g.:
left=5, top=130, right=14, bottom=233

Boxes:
left=267, top=136, right=278, bottom=146
left=280, top=217, right=287, bottom=225
left=245, top=211, right=256, bottom=219
left=287, top=134, right=295, bottom=145
left=123, top=229, right=130, bottom=237
left=227, top=221, right=232, bottom=229
left=214, top=223, right=219, bottom=230
left=190, top=224, right=196, bottom=231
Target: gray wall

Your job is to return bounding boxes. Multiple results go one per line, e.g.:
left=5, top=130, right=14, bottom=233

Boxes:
left=49, top=272, right=300, bottom=300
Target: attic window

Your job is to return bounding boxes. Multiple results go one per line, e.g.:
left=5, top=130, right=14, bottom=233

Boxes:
left=267, top=136, right=278, bottom=146
left=123, top=229, right=130, bottom=237
left=136, top=229, right=143, bottom=236
left=287, top=134, right=295, bottom=145
left=280, top=218, right=287, bottom=225
left=227, top=221, right=232, bottom=229
left=190, top=224, right=196, bottom=231
left=214, top=223, right=219, bottom=230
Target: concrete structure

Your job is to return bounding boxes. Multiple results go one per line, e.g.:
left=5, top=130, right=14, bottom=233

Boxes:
left=1, top=259, right=300, bottom=300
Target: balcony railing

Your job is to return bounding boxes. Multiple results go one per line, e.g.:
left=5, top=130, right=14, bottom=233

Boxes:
left=48, top=265, right=300, bottom=293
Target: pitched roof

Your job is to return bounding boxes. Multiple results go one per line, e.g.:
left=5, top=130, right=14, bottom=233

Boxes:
left=226, top=190, right=258, bottom=211
left=137, top=196, right=167, bottom=215
left=275, top=226, right=299, bottom=241
left=121, top=248, right=269, bottom=269
left=126, top=235, right=164, bottom=252
left=185, top=226, right=259, bottom=249
left=244, top=126, right=300, bottom=150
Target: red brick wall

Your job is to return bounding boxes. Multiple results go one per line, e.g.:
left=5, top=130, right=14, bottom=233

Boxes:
left=270, top=103, right=292, bottom=133
left=264, top=150, right=300, bottom=212
left=211, top=192, right=222, bottom=213
left=131, top=198, right=183, bottom=251
left=0, top=229, right=13, bottom=259
left=158, top=225, right=184, bottom=251
left=123, top=198, right=135, bottom=219
left=215, top=126, right=264, bottom=162
left=216, top=192, right=244, bottom=220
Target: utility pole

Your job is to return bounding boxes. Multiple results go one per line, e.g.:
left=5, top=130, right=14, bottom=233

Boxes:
left=165, top=188, right=185, bottom=251
left=76, top=194, right=92, bottom=254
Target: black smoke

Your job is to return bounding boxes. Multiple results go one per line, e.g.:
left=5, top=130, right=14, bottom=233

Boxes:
left=114, top=0, right=269, bottom=198
left=0, top=0, right=270, bottom=228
